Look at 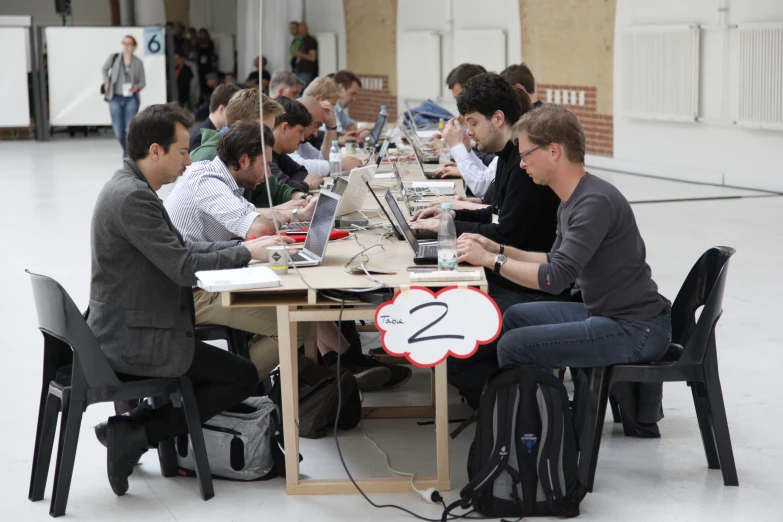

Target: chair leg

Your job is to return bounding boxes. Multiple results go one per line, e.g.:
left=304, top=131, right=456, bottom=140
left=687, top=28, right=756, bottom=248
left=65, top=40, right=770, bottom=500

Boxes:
left=578, top=367, right=611, bottom=493
left=49, top=399, right=83, bottom=518
left=704, top=375, right=739, bottom=486
left=690, top=381, right=720, bottom=470
left=609, top=395, right=622, bottom=424
left=29, top=393, right=61, bottom=502
left=177, top=377, right=214, bottom=501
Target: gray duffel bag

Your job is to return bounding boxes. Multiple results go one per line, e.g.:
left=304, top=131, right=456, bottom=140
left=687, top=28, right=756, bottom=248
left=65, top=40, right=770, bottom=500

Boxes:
left=175, top=396, right=284, bottom=481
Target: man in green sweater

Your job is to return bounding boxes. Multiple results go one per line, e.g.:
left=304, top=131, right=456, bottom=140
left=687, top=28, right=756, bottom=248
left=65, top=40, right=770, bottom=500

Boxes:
left=190, top=89, right=313, bottom=208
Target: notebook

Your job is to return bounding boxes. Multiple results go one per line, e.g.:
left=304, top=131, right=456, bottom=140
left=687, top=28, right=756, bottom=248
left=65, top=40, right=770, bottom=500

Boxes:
left=196, top=266, right=281, bottom=292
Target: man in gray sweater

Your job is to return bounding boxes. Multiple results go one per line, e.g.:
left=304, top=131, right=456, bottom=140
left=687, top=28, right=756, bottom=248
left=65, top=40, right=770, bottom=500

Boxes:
left=457, top=106, right=671, bottom=369
left=88, top=103, right=294, bottom=496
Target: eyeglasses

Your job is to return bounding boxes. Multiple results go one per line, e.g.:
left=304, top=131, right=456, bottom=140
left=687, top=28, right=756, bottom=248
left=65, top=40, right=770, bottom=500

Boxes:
left=519, top=145, right=540, bottom=161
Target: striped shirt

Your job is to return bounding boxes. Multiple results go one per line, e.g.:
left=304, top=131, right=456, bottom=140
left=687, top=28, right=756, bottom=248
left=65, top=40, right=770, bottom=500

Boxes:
left=165, top=157, right=259, bottom=243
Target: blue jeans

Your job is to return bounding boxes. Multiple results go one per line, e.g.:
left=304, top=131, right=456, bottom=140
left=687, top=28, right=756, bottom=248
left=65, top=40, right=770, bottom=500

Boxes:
left=109, top=95, right=139, bottom=153
left=497, top=302, right=672, bottom=370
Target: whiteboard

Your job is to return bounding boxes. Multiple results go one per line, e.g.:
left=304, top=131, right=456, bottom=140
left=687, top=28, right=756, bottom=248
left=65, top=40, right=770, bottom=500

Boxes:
left=0, top=28, right=30, bottom=127
left=453, top=29, right=507, bottom=74
left=46, top=27, right=168, bottom=126
left=314, top=32, right=338, bottom=77
left=398, top=31, right=441, bottom=101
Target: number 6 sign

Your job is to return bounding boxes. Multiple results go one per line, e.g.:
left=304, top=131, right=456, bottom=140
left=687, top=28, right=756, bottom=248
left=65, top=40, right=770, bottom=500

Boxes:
left=374, top=286, right=502, bottom=368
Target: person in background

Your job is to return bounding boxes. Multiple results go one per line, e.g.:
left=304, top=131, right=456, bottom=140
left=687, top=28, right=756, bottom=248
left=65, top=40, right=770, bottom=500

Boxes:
left=182, top=28, right=198, bottom=64
left=196, top=28, right=215, bottom=92
left=501, top=63, right=543, bottom=108
left=102, top=35, right=146, bottom=155
left=189, top=83, right=241, bottom=152
left=245, top=56, right=271, bottom=93
left=224, top=73, right=237, bottom=85
left=293, top=22, right=318, bottom=90
left=174, top=52, right=193, bottom=110
left=268, top=70, right=303, bottom=99
left=289, top=21, right=303, bottom=69
left=302, top=76, right=343, bottom=150
left=330, top=70, right=370, bottom=145
left=267, top=96, right=322, bottom=193
left=261, top=57, right=271, bottom=93
left=172, top=23, right=185, bottom=54
left=193, top=72, right=219, bottom=120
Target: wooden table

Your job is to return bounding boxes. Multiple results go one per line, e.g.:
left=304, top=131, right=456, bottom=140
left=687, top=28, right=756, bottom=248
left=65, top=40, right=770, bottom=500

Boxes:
left=222, top=154, right=483, bottom=495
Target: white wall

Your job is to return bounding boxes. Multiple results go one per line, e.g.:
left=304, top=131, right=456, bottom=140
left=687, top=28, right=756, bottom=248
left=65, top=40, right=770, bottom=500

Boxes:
left=189, top=0, right=236, bottom=34
left=236, top=0, right=302, bottom=81
left=0, top=0, right=112, bottom=26
left=134, top=0, right=166, bottom=26
left=304, top=0, right=347, bottom=71
left=397, top=0, right=522, bottom=112
left=613, top=0, right=783, bottom=191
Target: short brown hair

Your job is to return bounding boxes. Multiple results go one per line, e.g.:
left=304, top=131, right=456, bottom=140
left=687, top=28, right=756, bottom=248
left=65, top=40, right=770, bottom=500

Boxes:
left=446, top=63, right=487, bottom=89
left=303, top=76, right=343, bottom=100
left=512, top=106, right=585, bottom=164
left=225, top=90, right=284, bottom=126
left=209, top=83, right=241, bottom=114
left=217, top=120, right=274, bottom=170
left=332, top=70, right=362, bottom=89
left=501, top=63, right=536, bottom=94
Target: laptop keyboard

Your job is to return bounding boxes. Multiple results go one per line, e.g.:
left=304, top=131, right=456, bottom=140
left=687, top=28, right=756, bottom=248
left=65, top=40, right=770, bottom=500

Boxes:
left=419, top=244, right=437, bottom=257
left=290, top=253, right=308, bottom=263
left=282, top=221, right=310, bottom=231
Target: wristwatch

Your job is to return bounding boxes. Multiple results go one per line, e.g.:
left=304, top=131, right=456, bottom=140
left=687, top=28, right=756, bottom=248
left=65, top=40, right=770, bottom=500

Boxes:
left=326, top=126, right=337, bottom=131
left=494, top=254, right=507, bottom=275
left=292, top=208, right=299, bottom=221
left=499, top=244, right=505, bottom=255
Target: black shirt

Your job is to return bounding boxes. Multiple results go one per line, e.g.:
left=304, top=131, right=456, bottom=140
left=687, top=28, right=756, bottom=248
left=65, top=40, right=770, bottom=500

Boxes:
left=453, top=140, right=560, bottom=293
left=294, top=35, right=319, bottom=76
left=270, top=151, right=309, bottom=193
left=189, top=117, right=216, bottom=152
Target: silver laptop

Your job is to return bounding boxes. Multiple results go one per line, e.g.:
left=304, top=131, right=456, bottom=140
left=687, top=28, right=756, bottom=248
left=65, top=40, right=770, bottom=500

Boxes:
left=287, top=190, right=342, bottom=267
left=282, top=167, right=371, bottom=230
left=384, top=189, right=438, bottom=263
left=366, top=113, right=387, bottom=149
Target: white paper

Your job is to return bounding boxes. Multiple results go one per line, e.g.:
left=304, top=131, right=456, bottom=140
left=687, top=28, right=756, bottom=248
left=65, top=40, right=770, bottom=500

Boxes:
left=410, top=181, right=455, bottom=189
left=121, top=82, right=133, bottom=97
left=196, top=266, right=280, bottom=292
left=373, top=173, right=395, bottom=179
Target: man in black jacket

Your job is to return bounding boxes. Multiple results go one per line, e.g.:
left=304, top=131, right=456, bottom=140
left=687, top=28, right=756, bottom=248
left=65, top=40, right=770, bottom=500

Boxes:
left=412, top=73, right=562, bottom=313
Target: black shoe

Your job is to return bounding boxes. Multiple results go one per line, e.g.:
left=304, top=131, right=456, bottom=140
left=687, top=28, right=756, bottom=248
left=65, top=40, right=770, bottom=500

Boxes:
left=368, top=347, right=385, bottom=356
left=324, top=352, right=391, bottom=391
left=105, top=416, right=150, bottom=496
left=368, top=355, right=412, bottom=389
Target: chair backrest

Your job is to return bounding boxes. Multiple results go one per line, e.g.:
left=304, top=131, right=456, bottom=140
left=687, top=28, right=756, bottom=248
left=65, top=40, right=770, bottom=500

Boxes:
left=27, top=270, right=121, bottom=388
left=670, top=247, right=735, bottom=364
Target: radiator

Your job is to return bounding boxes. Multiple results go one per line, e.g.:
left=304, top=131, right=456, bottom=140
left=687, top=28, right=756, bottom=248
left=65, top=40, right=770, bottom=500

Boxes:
left=737, top=23, right=783, bottom=131
left=619, top=24, right=700, bottom=122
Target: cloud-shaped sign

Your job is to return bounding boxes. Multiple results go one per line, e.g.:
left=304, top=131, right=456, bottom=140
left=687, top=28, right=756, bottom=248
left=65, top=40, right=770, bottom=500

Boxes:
left=374, top=286, right=502, bottom=368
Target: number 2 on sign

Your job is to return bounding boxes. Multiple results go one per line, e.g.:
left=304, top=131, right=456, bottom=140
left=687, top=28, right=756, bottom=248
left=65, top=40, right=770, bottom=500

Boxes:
left=407, top=302, right=465, bottom=344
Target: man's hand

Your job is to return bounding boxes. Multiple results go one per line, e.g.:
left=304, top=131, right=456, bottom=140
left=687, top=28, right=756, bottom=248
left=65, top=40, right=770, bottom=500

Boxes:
left=429, top=195, right=465, bottom=207
left=456, top=235, right=494, bottom=268
left=443, top=118, right=465, bottom=149
left=434, top=163, right=461, bottom=178
left=304, top=173, right=323, bottom=190
left=298, top=194, right=319, bottom=221
left=244, top=235, right=298, bottom=261
left=458, top=233, right=500, bottom=255
left=355, top=128, right=372, bottom=144
left=428, top=134, right=441, bottom=149
left=320, top=101, right=336, bottom=128
left=341, top=155, right=364, bottom=170
left=337, top=131, right=358, bottom=146
left=274, top=198, right=308, bottom=210
left=411, top=206, right=442, bottom=222
left=410, top=218, right=440, bottom=233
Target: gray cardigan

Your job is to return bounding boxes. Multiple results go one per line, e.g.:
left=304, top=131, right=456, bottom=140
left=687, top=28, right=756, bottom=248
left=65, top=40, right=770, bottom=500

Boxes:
left=102, top=53, right=146, bottom=101
left=87, top=159, right=251, bottom=377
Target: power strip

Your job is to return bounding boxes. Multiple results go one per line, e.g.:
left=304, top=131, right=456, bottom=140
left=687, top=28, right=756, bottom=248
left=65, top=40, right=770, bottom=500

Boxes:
left=410, top=270, right=482, bottom=282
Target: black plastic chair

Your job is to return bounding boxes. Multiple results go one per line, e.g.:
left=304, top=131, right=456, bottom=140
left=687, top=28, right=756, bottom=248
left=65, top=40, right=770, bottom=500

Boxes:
left=195, top=324, right=250, bottom=359
left=578, top=246, right=738, bottom=491
left=26, top=270, right=214, bottom=517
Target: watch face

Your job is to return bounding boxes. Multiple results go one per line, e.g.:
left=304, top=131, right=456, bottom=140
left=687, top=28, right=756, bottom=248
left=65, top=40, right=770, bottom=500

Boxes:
left=496, top=254, right=507, bottom=264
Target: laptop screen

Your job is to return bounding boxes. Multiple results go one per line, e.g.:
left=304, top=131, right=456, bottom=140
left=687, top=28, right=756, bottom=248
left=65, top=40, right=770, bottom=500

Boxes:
left=303, top=193, right=340, bottom=258
left=332, top=176, right=348, bottom=196
left=384, top=190, right=419, bottom=254
left=391, top=161, right=404, bottom=191
left=366, top=114, right=387, bottom=149
left=376, top=139, right=389, bottom=168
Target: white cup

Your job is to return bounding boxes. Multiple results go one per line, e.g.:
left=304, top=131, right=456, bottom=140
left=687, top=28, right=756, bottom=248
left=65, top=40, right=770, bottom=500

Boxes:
left=268, top=246, right=289, bottom=274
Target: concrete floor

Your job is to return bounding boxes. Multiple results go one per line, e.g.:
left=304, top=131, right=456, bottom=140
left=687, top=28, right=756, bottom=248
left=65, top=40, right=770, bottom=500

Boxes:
left=1, top=136, right=780, bottom=521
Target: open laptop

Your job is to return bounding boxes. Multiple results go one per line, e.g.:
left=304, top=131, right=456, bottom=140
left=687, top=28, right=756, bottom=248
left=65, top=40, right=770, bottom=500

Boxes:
left=360, top=174, right=404, bottom=241
left=363, top=138, right=390, bottom=168
left=365, top=113, right=387, bottom=150
left=286, top=190, right=342, bottom=267
left=384, top=190, right=438, bottom=264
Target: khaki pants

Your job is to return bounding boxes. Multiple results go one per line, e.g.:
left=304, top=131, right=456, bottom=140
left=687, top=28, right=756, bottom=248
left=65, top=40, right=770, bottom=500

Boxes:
left=193, top=289, right=310, bottom=377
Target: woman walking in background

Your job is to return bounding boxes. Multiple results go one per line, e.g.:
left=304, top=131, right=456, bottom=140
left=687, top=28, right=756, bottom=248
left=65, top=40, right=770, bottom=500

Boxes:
left=102, top=35, right=145, bottom=154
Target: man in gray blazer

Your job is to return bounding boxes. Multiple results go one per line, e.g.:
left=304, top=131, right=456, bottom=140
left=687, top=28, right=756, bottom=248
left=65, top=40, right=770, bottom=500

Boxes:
left=88, top=103, right=295, bottom=496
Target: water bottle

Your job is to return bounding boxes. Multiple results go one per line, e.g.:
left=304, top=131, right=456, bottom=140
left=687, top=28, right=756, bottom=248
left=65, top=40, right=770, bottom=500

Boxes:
left=329, top=140, right=342, bottom=180
left=379, top=105, right=388, bottom=118
left=438, top=203, right=458, bottom=271
left=439, top=137, right=450, bottom=164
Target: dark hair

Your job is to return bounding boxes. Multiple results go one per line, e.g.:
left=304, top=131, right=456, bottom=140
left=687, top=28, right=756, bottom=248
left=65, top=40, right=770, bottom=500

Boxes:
left=127, top=103, right=193, bottom=161
left=513, top=106, right=585, bottom=164
left=445, top=63, right=487, bottom=89
left=513, top=86, right=534, bottom=115
left=209, top=83, right=241, bottom=113
left=500, top=63, right=536, bottom=94
left=333, top=70, right=362, bottom=89
left=456, top=73, right=523, bottom=126
left=273, top=97, right=313, bottom=129
left=216, top=121, right=274, bottom=170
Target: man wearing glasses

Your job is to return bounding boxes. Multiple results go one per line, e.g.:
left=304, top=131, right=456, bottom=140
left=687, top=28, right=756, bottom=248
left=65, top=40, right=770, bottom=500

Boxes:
left=456, top=106, right=672, bottom=371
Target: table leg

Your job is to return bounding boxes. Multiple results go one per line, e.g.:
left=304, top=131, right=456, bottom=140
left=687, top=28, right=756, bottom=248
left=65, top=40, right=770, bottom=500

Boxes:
left=434, top=361, right=450, bottom=488
left=277, top=305, right=300, bottom=487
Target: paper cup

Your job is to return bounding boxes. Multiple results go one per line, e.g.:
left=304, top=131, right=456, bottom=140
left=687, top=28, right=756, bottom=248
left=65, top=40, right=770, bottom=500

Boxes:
left=268, top=246, right=289, bottom=274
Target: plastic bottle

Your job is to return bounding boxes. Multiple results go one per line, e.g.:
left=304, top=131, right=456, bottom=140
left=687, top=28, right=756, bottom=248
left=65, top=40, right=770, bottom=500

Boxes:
left=439, top=137, right=450, bottom=164
left=438, top=203, right=458, bottom=271
left=329, top=140, right=342, bottom=180
left=379, top=105, right=388, bottom=118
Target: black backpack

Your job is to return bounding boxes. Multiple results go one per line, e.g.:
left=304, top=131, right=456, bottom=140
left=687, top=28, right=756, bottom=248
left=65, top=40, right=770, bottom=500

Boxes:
left=443, top=367, right=585, bottom=520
